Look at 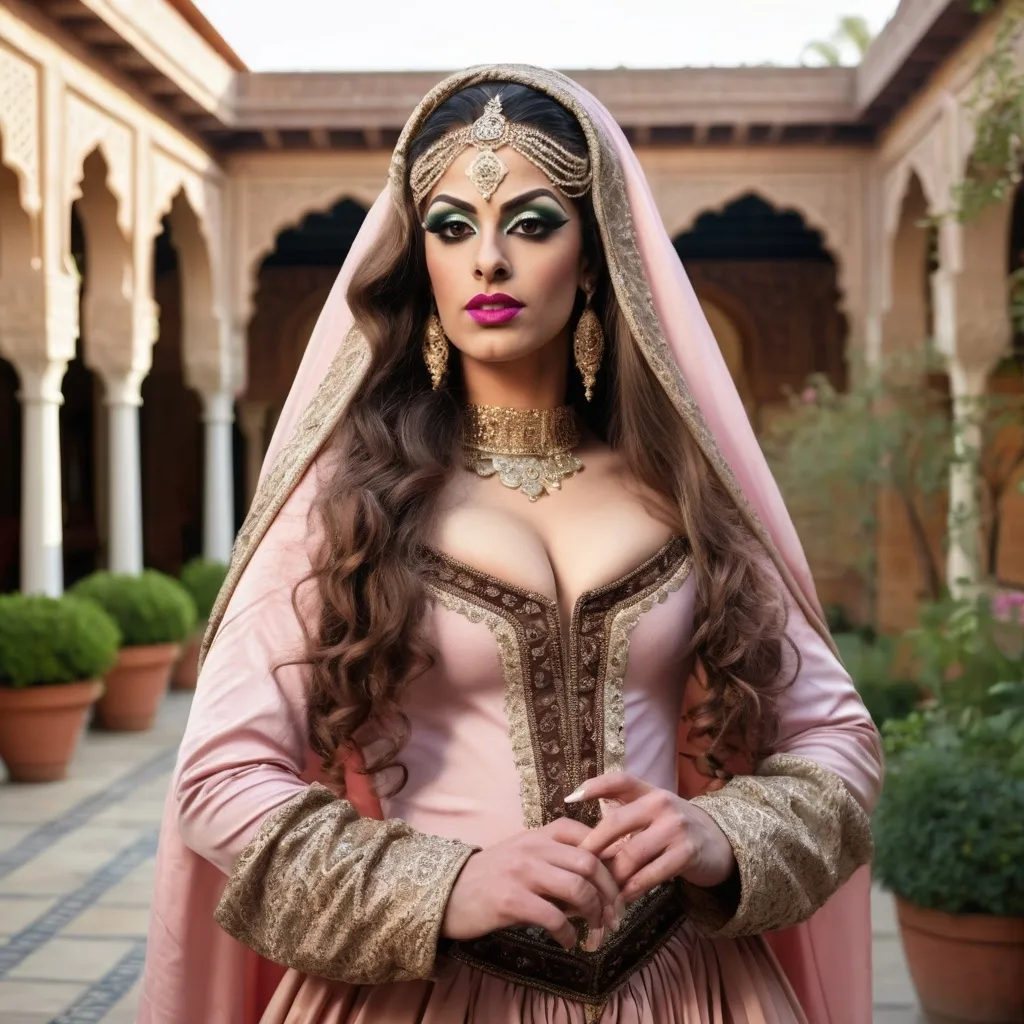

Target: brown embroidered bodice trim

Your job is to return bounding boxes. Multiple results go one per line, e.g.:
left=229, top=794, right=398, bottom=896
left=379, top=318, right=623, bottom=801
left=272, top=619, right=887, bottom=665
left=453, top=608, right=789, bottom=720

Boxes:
left=423, top=537, right=692, bottom=828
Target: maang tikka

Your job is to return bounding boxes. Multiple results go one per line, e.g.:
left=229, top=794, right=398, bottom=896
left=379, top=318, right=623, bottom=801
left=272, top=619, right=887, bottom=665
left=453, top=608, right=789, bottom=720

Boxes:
left=423, top=312, right=450, bottom=390
left=409, top=94, right=592, bottom=205
left=573, top=294, right=604, bottom=402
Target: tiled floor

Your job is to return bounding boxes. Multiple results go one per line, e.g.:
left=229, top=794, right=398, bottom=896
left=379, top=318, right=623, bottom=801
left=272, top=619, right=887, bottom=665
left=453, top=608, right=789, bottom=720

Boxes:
left=0, top=692, right=925, bottom=1023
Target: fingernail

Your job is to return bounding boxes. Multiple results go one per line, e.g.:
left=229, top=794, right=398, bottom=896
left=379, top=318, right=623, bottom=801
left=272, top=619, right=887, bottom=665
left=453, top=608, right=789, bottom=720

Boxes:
left=564, top=785, right=587, bottom=804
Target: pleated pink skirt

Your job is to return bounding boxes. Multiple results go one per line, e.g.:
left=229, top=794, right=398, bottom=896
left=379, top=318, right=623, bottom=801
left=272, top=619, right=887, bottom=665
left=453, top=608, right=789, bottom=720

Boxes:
left=260, top=922, right=808, bottom=1024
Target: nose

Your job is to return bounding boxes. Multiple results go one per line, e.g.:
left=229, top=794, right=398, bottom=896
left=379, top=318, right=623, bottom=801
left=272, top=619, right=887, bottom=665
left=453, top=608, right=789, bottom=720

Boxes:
left=473, top=226, right=511, bottom=284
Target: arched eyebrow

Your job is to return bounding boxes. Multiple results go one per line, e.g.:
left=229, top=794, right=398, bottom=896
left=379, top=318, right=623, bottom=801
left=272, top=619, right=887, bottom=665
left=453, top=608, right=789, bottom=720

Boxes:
left=427, top=188, right=567, bottom=216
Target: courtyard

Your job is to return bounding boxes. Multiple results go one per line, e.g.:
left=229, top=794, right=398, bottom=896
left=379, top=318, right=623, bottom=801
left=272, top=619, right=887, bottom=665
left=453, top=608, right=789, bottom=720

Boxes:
left=0, top=693, right=922, bottom=1024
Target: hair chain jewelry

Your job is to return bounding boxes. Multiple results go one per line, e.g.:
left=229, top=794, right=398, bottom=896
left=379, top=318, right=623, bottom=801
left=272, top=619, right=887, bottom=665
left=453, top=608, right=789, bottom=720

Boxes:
left=410, top=95, right=592, bottom=205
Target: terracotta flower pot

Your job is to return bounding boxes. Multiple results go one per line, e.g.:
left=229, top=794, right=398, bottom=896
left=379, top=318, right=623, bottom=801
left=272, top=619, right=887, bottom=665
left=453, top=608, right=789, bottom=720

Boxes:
left=896, top=896, right=1024, bottom=1023
left=171, top=632, right=203, bottom=691
left=95, top=643, right=181, bottom=731
left=0, top=680, right=104, bottom=782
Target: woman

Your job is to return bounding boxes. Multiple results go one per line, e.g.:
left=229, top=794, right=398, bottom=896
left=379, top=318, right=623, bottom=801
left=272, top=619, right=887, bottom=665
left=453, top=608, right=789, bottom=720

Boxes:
left=139, top=66, right=882, bottom=1024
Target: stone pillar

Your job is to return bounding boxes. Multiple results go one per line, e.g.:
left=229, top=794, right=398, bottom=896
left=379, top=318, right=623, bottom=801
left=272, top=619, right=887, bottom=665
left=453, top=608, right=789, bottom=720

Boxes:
left=946, top=360, right=987, bottom=593
left=237, top=399, right=269, bottom=507
left=15, top=359, right=68, bottom=595
left=102, top=371, right=145, bottom=575
left=200, top=390, right=236, bottom=563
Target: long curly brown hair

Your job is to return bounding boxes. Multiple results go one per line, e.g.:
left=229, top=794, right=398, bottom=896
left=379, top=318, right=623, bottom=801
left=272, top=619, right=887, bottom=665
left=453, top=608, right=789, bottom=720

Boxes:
left=298, top=82, right=796, bottom=794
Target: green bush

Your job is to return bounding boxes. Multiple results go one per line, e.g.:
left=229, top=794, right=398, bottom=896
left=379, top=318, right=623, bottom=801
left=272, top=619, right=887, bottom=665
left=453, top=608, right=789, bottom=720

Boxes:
left=70, top=570, right=196, bottom=647
left=0, top=594, right=121, bottom=688
left=833, top=631, right=921, bottom=727
left=873, top=742, right=1024, bottom=915
left=179, top=558, right=228, bottom=623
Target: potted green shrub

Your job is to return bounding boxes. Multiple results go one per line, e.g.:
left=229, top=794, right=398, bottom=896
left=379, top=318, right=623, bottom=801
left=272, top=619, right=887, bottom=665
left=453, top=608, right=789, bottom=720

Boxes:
left=0, top=594, right=120, bottom=781
left=172, top=558, right=227, bottom=690
left=873, top=594, right=1024, bottom=1023
left=70, top=570, right=196, bottom=730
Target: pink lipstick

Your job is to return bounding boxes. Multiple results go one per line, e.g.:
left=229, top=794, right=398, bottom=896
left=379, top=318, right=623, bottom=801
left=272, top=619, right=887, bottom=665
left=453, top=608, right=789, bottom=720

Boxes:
left=465, top=293, right=524, bottom=325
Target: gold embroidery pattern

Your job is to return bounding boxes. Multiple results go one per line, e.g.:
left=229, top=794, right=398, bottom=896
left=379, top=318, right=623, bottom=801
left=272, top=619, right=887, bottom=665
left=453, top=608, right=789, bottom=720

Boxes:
left=425, top=555, right=572, bottom=829
left=602, top=549, right=694, bottom=780
left=200, top=329, right=371, bottom=668
left=215, top=783, right=477, bottom=984
left=686, top=752, right=874, bottom=938
left=424, top=540, right=690, bottom=830
left=427, top=583, right=546, bottom=830
left=570, top=538, right=692, bottom=826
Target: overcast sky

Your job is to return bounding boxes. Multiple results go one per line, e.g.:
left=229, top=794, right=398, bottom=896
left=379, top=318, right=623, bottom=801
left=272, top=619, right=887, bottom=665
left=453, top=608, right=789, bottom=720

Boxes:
left=193, top=0, right=902, bottom=72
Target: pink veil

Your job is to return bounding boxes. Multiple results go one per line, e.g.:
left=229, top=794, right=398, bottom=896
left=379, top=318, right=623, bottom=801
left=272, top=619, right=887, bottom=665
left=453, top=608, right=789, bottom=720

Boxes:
left=138, top=65, right=878, bottom=1024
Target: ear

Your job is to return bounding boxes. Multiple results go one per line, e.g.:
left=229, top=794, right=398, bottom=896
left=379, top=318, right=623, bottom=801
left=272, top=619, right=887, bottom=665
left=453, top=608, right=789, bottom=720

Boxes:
left=578, top=266, right=596, bottom=299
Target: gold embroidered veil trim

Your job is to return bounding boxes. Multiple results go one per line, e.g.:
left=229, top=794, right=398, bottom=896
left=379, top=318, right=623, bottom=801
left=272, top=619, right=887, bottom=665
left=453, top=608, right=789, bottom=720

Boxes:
left=200, top=65, right=835, bottom=670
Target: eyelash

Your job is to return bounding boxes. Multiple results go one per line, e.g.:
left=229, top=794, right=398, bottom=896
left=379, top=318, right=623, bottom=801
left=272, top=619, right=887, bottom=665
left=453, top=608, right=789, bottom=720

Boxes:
left=425, top=212, right=565, bottom=244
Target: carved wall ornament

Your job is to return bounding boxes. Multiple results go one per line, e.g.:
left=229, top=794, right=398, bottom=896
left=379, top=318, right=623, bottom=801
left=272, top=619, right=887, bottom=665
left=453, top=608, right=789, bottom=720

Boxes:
left=65, top=92, right=135, bottom=236
left=0, top=44, right=40, bottom=215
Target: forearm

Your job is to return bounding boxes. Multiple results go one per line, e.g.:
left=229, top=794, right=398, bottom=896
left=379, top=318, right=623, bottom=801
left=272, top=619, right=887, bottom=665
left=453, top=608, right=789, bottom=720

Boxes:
left=683, top=753, right=873, bottom=937
left=214, top=783, right=477, bottom=984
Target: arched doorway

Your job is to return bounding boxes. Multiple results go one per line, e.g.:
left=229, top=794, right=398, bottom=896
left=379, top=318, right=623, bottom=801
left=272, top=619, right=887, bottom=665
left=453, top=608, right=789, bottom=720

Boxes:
left=876, top=173, right=946, bottom=631
left=673, top=194, right=846, bottom=436
left=241, top=198, right=368, bottom=502
left=0, top=136, right=26, bottom=592
left=989, top=181, right=1024, bottom=587
left=62, top=196, right=102, bottom=585
left=140, top=203, right=204, bottom=575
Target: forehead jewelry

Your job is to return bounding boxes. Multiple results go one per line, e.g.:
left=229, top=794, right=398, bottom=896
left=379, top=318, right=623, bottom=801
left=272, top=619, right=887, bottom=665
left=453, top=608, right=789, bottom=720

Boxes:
left=409, top=94, right=592, bottom=206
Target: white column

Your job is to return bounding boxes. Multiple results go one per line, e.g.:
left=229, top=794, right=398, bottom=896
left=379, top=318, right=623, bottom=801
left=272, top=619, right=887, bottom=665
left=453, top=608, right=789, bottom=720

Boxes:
left=946, top=360, right=988, bottom=595
left=102, top=371, right=144, bottom=575
left=201, top=390, right=235, bottom=563
left=16, top=359, right=67, bottom=595
left=237, top=399, right=269, bottom=507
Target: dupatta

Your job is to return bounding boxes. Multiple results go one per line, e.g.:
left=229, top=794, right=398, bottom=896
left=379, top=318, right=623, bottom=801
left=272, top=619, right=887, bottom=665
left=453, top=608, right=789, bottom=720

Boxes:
left=138, top=65, right=881, bottom=1024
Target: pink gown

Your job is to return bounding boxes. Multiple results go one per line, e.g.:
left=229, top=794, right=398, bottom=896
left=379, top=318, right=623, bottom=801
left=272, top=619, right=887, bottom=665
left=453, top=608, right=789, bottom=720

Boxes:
left=175, top=537, right=874, bottom=1023
left=139, top=64, right=882, bottom=1024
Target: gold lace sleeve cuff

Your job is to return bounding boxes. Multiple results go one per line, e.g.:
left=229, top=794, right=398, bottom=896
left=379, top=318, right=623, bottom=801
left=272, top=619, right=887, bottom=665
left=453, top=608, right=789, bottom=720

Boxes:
left=214, top=783, right=478, bottom=984
left=685, top=752, right=873, bottom=938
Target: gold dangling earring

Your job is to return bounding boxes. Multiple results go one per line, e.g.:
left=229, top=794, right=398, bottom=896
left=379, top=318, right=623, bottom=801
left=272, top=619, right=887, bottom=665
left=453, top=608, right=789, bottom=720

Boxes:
left=423, top=312, right=450, bottom=391
left=573, top=294, right=604, bottom=402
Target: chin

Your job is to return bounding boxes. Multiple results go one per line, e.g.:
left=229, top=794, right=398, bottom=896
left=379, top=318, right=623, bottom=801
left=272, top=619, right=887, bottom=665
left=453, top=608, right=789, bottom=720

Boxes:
left=458, top=330, right=545, bottom=363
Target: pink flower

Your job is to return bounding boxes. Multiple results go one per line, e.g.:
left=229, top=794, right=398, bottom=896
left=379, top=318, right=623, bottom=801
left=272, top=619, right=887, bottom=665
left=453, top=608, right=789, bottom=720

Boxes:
left=801, top=387, right=818, bottom=405
left=992, top=590, right=1024, bottom=625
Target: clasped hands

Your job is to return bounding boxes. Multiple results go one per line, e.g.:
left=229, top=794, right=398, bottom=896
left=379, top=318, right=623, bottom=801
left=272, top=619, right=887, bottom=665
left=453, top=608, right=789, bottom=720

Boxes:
left=440, top=772, right=736, bottom=951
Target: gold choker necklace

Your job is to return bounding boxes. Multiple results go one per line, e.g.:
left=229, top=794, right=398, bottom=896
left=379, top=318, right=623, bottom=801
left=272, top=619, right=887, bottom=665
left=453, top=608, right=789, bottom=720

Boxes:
left=461, top=404, right=583, bottom=501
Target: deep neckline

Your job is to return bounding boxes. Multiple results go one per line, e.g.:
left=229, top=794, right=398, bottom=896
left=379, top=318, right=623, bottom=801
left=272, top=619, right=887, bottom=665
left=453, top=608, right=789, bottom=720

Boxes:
left=422, top=534, right=694, bottom=828
left=424, top=534, right=689, bottom=621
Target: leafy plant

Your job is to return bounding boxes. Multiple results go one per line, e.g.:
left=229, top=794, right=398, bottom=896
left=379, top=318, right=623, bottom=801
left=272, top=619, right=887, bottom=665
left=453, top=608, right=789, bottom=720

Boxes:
left=179, top=558, right=228, bottom=624
left=801, top=15, right=876, bottom=67
left=907, top=592, right=1024, bottom=714
left=873, top=741, right=1024, bottom=915
left=764, top=349, right=953, bottom=620
left=70, top=570, right=197, bottom=647
left=0, top=594, right=121, bottom=688
left=954, top=1, right=1024, bottom=228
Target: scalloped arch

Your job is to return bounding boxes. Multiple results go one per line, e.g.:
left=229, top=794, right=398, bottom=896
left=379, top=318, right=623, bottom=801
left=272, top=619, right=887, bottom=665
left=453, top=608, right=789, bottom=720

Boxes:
left=240, top=183, right=376, bottom=321
left=664, top=184, right=851, bottom=311
left=883, top=158, right=941, bottom=242
left=65, top=96, right=134, bottom=237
